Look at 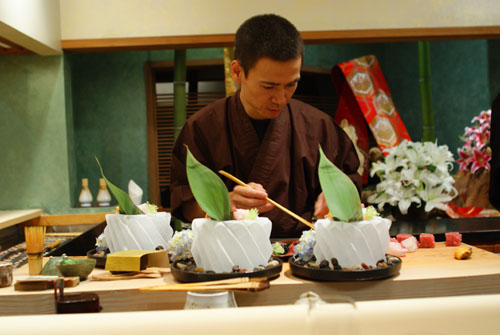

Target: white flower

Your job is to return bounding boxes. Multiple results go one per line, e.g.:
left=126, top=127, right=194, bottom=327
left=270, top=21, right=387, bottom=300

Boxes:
left=137, top=202, right=158, bottom=214
left=368, top=140, right=457, bottom=215
left=95, top=233, right=108, bottom=250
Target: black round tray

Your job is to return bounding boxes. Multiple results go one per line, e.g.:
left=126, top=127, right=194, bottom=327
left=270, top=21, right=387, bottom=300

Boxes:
left=86, top=249, right=107, bottom=268
left=289, top=255, right=401, bottom=282
left=171, top=258, right=283, bottom=283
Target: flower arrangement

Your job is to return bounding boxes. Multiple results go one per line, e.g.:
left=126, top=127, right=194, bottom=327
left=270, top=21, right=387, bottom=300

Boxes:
left=168, top=230, right=193, bottom=261
left=456, top=109, right=491, bottom=173
left=293, top=229, right=316, bottom=262
left=368, top=140, right=457, bottom=215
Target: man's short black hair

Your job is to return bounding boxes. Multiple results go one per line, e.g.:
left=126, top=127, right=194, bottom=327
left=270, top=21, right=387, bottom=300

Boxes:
left=234, top=14, right=305, bottom=74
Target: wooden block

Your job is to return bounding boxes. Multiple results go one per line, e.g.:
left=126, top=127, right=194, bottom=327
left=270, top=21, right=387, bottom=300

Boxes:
left=14, top=276, right=80, bottom=291
left=105, top=249, right=169, bottom=272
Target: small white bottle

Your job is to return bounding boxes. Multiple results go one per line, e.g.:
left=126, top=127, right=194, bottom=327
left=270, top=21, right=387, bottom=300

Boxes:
left=96, top=178, right=112, bottom=207
left=78, top=178, right=93, bottom=207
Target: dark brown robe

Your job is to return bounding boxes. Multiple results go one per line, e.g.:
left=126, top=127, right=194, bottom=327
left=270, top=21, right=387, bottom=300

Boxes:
left=170, top=91, right=361, bottom=237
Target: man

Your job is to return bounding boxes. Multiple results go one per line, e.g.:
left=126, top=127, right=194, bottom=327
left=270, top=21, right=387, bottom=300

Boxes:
left=170, top=14, right=361, bottom=237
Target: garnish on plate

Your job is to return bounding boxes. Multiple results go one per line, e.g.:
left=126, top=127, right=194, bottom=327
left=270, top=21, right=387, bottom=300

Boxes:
left=318, top=145, right=362, bottom=222
left=233, top=207, right=259, bottom=221
left=95, top=156, right=143, bottom=215
left=272, top=242, right=285, bottom=255
left=185, top=146, right=233, bottom=221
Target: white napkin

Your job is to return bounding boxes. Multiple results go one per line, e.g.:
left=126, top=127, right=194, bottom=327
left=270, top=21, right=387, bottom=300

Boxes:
left=128, top=180, right=143, bottom=205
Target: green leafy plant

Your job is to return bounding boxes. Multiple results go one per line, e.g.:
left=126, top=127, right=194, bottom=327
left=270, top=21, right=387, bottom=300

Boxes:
left=185, top=146, right=233, bottom=221
left=318, top=145, right=362, bottom=222
left=95, top=156, right=143, bottom=215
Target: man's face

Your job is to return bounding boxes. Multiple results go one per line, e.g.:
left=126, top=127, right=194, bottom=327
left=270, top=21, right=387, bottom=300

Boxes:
left=231, top=57, right=301, bottom=120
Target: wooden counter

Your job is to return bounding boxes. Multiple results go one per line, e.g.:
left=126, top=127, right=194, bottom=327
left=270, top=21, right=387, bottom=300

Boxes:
left=1, top=242, right=500, bottom=315
left=0, top=209, right=42, bottom=230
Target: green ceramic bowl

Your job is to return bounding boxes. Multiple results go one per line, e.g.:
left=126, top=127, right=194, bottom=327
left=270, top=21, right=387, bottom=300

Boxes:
left=56, top=258, right=96, bottom=281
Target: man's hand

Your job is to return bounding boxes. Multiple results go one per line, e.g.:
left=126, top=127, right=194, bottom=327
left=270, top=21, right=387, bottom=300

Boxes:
left=229, top=182, right=274, bottom=213
left=314, top=192, right=329, bottom=218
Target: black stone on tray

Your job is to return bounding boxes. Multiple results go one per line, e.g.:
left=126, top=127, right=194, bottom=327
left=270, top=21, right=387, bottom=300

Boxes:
left=319, top=260, right=329, bottom=269
left=170, top=257, right=283, bottom=283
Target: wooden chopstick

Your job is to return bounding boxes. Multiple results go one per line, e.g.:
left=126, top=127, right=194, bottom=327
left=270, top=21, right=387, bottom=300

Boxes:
left=91, top=268, right=167, bottom=281
left=171, top=277, right=265, bottom=287
left=218, top=170, right=315, bottom=229
left=139, top=278, right=270, bottom=292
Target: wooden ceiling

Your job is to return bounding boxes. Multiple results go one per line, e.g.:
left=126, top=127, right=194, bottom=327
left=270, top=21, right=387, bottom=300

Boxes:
left=0, top=36, right=31, bottom=55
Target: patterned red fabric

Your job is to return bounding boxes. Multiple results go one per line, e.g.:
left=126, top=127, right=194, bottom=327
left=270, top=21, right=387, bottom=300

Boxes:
left=332, top=55, right=411, bottom=154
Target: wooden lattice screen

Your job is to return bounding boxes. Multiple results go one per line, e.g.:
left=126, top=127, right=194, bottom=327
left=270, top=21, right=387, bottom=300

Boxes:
left=155, top=92, right=225, bottom=206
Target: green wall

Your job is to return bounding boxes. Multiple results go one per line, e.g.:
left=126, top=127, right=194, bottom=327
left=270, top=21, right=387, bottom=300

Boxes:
left=68, top=48, right=224, bottom=204
left=1, top=42, right=497, bottom=213
left=68, top=51, right=156, bottom=205
left=0, top=55, right=72, bottom=213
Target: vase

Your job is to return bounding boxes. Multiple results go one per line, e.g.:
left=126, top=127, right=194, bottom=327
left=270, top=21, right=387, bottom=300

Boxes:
left=78, top=178, right=93, bottom=207
left=314, top=217, right=391, bottom=268
left=103, top=212, right=173, bottom=252
left=96, top=178, right=112, bottom=206
left=190, top=218, right=272, bottom=273
left=184, top=291, right=237, bottom=309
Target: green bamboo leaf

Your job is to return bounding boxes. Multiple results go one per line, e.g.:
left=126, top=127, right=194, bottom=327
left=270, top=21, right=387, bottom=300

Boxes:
left=185, top=146, right=233, bottom=221
left=318, top=145, right=363, bottom=222
left=95, top=156, right=143, bottom=215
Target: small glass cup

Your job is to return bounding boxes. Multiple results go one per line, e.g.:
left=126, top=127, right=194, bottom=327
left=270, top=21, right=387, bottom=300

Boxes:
left=184, top=291, right=237, bottom=309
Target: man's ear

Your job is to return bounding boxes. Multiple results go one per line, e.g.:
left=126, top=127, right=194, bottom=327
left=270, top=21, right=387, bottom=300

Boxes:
left=231, top=60, right=244, bottom=83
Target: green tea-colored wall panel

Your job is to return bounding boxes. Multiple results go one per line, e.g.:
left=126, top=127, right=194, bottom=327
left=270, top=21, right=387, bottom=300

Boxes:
left=430, top=40, right=489, bottom=157
left=69, top=49, right=222, bottom=205
left=69, top=51, right=154, bottom=204
left=378, top=42, right=421, bottom=142
left=63, top=55, right=79, bottom=207
left=187, top=48, right=223, bottom=59
left=304, top=43, right=384, bottom=69
left=0, top=55, right=71, bottom=213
